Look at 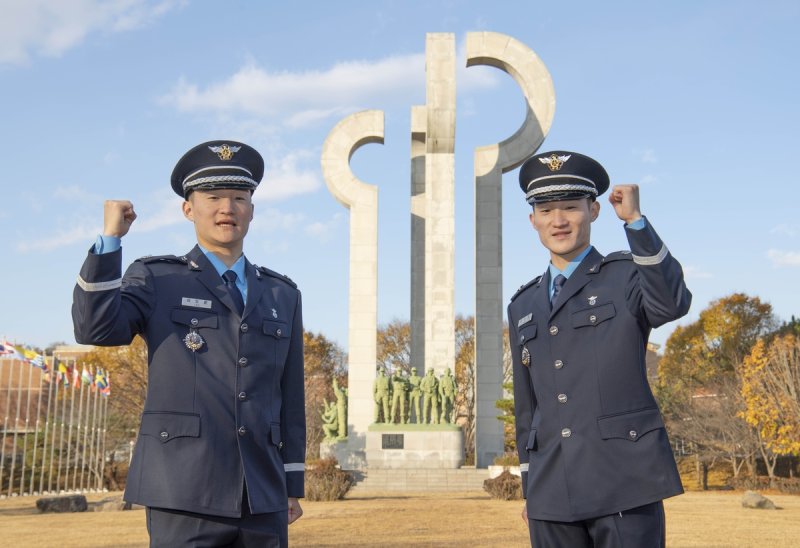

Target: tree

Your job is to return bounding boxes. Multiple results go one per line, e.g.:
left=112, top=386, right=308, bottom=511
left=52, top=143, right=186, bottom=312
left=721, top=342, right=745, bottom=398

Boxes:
left=657, top=293, right=776, bottom=483
left=304, top=331, right=347, bottom=459
left=454, top=315, right=476, bottom=464
left=376, top=319, right=411, bottom=374
left=740, top=334, right=800, bottom=480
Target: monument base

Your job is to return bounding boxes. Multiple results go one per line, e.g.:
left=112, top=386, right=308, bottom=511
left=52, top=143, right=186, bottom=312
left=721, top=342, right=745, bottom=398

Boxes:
left=365, top=424, right=464, bottom=469
left=319, top=438, right=366, bottom=470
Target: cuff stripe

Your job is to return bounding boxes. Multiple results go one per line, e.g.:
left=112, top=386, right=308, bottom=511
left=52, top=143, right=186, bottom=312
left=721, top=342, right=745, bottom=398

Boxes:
left=631, top=244, right=669, bottom=266
left=284, top=463, right=305, bottom=472
left=76, top=276, right=122, bottom=292
left=520, top=463, right=529, bottom=472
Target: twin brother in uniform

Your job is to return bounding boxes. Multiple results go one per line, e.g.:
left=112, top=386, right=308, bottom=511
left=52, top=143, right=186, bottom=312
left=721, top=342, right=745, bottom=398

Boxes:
left=507, top=151, right=691, bottom=547
left=72, top=141, right=305, bottom=547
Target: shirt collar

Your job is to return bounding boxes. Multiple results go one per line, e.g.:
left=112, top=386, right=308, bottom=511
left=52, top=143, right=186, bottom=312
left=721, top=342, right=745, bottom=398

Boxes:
left=549, top=245, right=593, bottom=282
left=198, top=245, right=246, bottom=281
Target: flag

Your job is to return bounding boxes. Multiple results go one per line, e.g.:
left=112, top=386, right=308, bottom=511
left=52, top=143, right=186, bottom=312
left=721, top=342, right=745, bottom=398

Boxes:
left=0, top=341, right=24, bottom=360
left=72, top=365, right=80, bottom=388
left=57, top=359, right=70, bottom=387
left=81, top=366, right=92, bottom=385
left=23, top=348, right=46, bottom=369
left=101, top=370, right=111, bottom=397
left=95, top=368, right=108, bottom=392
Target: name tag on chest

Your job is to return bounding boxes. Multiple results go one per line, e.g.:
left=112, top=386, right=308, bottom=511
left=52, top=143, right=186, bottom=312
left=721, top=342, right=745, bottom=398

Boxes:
left=182, top=297, right=212, bottom=309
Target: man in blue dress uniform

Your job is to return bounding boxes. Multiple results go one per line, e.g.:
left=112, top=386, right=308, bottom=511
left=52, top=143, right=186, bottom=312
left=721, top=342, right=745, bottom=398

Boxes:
left=72, top=140, right=305, bottom=547
left=507, top=151, right=691, bottom=547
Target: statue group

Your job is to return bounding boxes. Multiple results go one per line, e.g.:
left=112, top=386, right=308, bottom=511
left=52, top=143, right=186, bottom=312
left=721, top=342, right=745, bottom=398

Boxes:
left=373, top=366, right=457, bottom=425
left=321, top=378, right=348, bottom=441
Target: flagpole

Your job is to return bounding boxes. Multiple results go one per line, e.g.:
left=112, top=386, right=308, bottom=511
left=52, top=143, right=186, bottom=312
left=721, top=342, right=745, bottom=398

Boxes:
left=100, top=372, right=110, bottom=491
left=0, top=357, right=8, bottom=494
left=47, top=360, right=60, bottom=493
left=87, top=372, right=100, bottom=491
left=55, top=363, right=69, bottom=492
left=71, top=366, right=85, bottom=491
left=95, top=378, right=106, bottom=491
left=8, top=358, right=26, bottom=496
left=1, top=357, right=16, bottom=495
left=79, top=366, right=92, bottom=491
left=64, top=359, right=77, bottom=493
left=29, top=359, right=45, bottom=494
left=19, top=355, right=35, bottom=495
left=39, top=355, right=55, bottom=494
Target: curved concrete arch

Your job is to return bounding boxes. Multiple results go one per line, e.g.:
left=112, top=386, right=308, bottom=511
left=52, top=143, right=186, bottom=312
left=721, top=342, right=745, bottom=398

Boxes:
left=320, top=110, right=384, bottom=466
left=466, top=31, right=556, bottom=467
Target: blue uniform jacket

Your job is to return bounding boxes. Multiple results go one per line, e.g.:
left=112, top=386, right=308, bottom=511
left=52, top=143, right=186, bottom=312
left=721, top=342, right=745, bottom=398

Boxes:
left=72, top=245, right=305, bottom=517
left=507, top=218, right=690, bottom=522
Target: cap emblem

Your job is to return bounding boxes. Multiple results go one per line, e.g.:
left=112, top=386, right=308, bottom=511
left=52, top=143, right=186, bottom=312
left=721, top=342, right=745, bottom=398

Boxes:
left=538, top=153, right=571, bottom=171
left=208, top=144, right=241, bottom=161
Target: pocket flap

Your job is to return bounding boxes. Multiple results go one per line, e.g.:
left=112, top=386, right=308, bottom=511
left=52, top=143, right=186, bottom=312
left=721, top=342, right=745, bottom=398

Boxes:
left=263, top=320, right=290, bottom=339
left=517, top=324, right=537, bottom=345
left=140, top=412, right=200, bottom=443
left=597, top=408, right=664, bottom=441
left=525, top=429, right=537, bottom=451
left=171, top=309, right=218, bottom=329
left=571, top=302, right=615, bottom=328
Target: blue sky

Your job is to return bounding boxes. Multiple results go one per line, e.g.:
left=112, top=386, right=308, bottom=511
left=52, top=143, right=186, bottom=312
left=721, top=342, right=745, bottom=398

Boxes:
left=2, top=0, right=798, bottom=352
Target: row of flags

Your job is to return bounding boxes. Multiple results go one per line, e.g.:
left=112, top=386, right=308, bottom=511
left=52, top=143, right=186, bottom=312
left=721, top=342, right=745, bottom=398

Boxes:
left=0, top=340, right=111, bottom=396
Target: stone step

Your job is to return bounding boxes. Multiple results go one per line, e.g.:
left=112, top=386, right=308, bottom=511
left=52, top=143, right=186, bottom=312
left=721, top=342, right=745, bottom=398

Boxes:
left=350, top=467, right=490, bottom=492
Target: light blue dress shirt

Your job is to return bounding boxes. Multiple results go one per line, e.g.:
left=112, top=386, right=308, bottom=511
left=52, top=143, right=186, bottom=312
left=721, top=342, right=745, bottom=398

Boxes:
left=93, top=235, right=248, bottom=304
left=547, top=217, right=646, bottom=299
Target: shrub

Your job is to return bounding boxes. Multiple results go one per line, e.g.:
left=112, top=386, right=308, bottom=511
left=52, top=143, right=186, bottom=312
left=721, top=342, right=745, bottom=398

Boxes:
left=493, top=452, right=520, bottom=466
left=305, top=457, right=354, bottom=501
left=483, top=470, right=522, bottom=500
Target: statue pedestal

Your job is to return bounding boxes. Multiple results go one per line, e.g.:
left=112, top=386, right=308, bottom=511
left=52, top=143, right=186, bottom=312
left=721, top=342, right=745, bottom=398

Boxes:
left=365, top=424, right=463, bottom=469
left=319, top=438, right=366, bottom=470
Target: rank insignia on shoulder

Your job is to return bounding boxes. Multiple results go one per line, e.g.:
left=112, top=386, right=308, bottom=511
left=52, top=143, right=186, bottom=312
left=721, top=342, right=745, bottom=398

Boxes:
left=521, top=347, right=531, bottom=367
left=588, top=296, right=597, bottom=306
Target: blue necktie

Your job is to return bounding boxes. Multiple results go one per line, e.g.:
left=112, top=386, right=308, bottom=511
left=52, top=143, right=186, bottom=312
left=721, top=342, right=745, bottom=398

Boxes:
left=222, top=270, right=245, bottom=316
left=551, top=274, right=566, bottom=307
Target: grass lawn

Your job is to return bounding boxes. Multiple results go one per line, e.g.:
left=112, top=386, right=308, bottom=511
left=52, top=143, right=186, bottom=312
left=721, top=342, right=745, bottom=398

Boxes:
left=0, top=490, right=798, bottom=546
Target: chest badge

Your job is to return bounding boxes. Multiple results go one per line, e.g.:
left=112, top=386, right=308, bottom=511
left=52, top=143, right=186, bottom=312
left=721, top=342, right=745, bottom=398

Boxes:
left=521, top=347, right=531, bottom=367
left=588, top=295, right=598, bottom=306
left=271, top=308, right=278, bottom=318
left=184, top=330, right=205, bottom=352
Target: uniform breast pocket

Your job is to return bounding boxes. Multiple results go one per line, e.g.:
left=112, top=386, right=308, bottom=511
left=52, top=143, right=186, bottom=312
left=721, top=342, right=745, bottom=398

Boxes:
left=597, top=407, right=665, bottom=443
left=171, top=309, right=218, bottom=353
left=263, top=320, right=291, bottom=365
left=571, top=302, right=615, bottom=329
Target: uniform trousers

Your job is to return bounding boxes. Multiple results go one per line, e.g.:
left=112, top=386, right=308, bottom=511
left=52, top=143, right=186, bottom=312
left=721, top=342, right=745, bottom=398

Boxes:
left=528, top=501, right=665, bottom=548
left=146, top=485, right=288, bottom=548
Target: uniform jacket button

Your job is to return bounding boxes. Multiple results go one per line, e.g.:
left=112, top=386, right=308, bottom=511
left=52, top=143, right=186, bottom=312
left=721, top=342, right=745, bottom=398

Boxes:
left=238, top=357, right=248, bottom=367
left=238, top=391, right=247, bottom=401
left=554, top=359, right=564, bottom=369
left=561, top=428, right=572, bottom=438
left=589, top=314, right=597, bottom=323
left=240, top=323, right=249, bottom=332
left=238, top=426, right=247, bottom=436
left=160, top=431, right=168, bottom=439
left=278, top=441, right=284, bottom=449
left=190, top=318, right=199, bottom=326
left=557, top=393, right=568, bottom=404
left=519, top=334, right=525, bottom=344
left=549, top=325, right=559, bottom=336
left=629, top=430, right=638, bottom=439
left=276, top=328, right=282, bottom=336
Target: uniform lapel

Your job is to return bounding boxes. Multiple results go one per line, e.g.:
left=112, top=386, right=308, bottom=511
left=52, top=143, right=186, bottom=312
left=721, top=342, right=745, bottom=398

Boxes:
left=533, top=270, right=550, bottom=316
left=188, top=246, right=242, bottom=317
left=242, top=258, right=267, bottom=320
left=549, top=248, right=603, bottom=318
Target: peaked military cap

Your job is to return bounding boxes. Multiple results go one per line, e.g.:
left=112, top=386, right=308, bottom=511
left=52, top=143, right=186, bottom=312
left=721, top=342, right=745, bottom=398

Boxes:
left=171, top=140, right=264, bottom=198
left=519, top=150, right=609, bottom=204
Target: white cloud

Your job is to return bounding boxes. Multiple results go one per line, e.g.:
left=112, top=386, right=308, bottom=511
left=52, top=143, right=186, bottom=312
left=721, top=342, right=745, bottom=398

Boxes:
left=305, top=212, right=343, bottom=242
left=683, top=265, right=713, bottom=279
left=254, top=151, right=321, bottom=202
left=767, top=249, right=800, bottom=267
left=161, top=45, right=500, bottom=128
left=133, top=193, right=185, bottom=232
left=639, top=174, right=658, bottom=185
left=52, top=184, right=101, bottom=202
left=0, top=0, right=183, bottom=65
left=770, top=224, right=797, bottom=237
left=17, top=221, right=99, bottom=252
left=635, top=148, right=658, bottom=163
left=250, top=208, right=306, bottom=234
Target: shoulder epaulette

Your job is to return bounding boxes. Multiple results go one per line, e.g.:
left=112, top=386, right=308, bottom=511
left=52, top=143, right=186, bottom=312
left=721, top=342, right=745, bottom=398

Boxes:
left=136, top=254, right=186, bottom=265
left=510, top=275, right=542, bottom=302
left=256, top=265, right=297, bottom=288
left=602, top=250, right=634, bottom=264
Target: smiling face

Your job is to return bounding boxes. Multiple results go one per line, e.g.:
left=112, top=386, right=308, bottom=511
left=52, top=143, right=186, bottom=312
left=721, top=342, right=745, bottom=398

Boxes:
left=529, top=198, right=600, bottom=270
left=182, top=188, right=254, bottom=258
